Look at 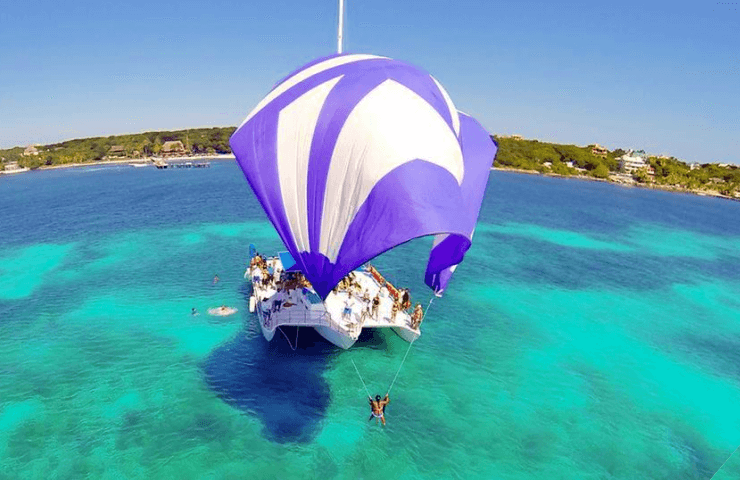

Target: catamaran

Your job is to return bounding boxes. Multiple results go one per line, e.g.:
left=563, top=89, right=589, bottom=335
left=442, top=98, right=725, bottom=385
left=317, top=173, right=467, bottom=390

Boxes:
left=230, top=0, right=496, bottom=349
left=246, top=250, right=421, bottom=349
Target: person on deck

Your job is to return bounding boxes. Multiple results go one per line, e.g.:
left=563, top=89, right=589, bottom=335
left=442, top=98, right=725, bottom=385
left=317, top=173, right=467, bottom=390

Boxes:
left=401, top=289, right=411, bottom=310
left=368, top=394, right=390, bottom=426
left=371, top=294, right=380, bottom=318
left=342, top=299, right=352, bottom=320
left=411, top=303, right=423, bottom=329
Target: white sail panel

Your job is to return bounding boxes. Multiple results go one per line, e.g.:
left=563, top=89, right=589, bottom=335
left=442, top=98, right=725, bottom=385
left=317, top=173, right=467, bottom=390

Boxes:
left=277, top=76, right=344, bottom=252
left=319, top=79, right=464, bottom=262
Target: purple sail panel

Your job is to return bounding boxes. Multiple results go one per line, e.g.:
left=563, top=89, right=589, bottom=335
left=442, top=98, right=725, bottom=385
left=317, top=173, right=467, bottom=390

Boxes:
left=230, top=53, right=495, bottom=298
left=424, top=114, right=497, bottom=294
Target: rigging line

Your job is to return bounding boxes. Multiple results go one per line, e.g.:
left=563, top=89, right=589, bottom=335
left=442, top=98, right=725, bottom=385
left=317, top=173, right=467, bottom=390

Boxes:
left=351, top=358, right=372, bottom=399
left=385, top=296, right=435, bottom=396
left=709, top=445, right=740, bottom=480
left=277, top=326, right=299, bottom=351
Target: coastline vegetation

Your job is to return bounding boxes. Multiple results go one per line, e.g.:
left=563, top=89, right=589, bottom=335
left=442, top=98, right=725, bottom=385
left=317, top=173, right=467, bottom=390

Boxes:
left=492, top=135, right=740, bottom=199
left=1, top=128, right=738, bottom=200
left=0, top=127, right=235, bottom=170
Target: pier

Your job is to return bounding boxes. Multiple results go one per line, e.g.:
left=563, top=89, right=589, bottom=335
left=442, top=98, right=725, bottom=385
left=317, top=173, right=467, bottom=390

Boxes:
left=154, top=160, right=210, bottom=169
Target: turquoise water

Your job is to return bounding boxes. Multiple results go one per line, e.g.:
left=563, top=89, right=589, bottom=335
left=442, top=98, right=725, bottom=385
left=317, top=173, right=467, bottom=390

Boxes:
left=1, top=163, right=739, bottom=479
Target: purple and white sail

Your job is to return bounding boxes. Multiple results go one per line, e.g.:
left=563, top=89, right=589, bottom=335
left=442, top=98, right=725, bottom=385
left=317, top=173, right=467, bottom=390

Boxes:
left=231, top=53, right=496, bottom=298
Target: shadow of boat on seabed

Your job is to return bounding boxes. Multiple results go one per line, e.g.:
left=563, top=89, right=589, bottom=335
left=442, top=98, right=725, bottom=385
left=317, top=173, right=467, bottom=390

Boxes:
left=202, top=322, right=389, bottom=443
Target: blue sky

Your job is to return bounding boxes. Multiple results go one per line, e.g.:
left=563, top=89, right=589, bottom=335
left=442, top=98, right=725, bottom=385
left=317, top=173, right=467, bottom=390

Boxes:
left=1, top=0, right=738, bottom=163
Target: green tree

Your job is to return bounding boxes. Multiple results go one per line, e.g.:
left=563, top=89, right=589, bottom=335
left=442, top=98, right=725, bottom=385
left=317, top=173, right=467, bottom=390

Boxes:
left=92, top=144, right=107, bottom=160
left=592, top=164, right=610, bottom=179
left=633, top=168, right=651, bottom=183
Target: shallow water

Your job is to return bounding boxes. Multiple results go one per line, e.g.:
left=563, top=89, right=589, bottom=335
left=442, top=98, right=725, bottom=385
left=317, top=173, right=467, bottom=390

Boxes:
left=1, top=163, right=739, bottom=479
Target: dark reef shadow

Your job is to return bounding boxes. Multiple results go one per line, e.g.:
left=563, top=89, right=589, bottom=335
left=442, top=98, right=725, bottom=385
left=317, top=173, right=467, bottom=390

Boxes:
left=202, top=309, right=391, bottom=443
left=681, top=333, right=740, bottom=381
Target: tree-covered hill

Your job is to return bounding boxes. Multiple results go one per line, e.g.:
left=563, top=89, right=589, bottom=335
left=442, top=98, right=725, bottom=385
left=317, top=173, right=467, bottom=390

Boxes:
left=1, top=128, right=737, bottom=198
left=492, top=135, right=739, bottom=197
left=0, top=127, right=235, bottom=169
left=493, top=136, right=619, bottom=179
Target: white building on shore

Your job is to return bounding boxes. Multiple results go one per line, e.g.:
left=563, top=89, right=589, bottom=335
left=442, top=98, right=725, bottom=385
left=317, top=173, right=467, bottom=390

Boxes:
left=1, top=161, right=30, bottom=175
left=618, top=150, right=650, bottom=174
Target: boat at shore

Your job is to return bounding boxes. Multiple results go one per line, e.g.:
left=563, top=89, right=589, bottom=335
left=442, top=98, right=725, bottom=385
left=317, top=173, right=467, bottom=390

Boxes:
left=246, top=251, right=420, bottom=349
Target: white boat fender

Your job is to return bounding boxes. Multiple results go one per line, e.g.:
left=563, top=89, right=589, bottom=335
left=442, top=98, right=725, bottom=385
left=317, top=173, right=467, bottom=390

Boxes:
left=249, top=296, right=256, bottom=313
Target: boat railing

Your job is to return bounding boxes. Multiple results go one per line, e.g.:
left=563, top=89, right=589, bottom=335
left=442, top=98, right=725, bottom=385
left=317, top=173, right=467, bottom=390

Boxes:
left=257, top=301, right=350, bottom=334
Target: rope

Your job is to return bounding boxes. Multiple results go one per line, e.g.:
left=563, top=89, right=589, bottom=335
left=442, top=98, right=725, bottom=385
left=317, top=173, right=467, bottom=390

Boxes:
left=385, top=338, right=414, bottom=396
left=277, top=326, right=299, bottom=351
left=385, top=296, right=435, bottom=396
left=351, top=359, right=372, bottom=399
left=710, top=445, right=740, bottom=480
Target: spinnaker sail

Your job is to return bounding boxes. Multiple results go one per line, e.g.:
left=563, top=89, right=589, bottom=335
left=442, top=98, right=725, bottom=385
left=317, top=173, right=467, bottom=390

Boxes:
left=231, top=53, right=496, bottom=298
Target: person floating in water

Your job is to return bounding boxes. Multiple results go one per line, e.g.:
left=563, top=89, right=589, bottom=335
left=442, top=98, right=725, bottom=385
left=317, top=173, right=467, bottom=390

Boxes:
left=368, top=394, right=390, bottom=426
left=191, top=307, right=198, bottom=316
left=212, top=274, right=220, bottom=285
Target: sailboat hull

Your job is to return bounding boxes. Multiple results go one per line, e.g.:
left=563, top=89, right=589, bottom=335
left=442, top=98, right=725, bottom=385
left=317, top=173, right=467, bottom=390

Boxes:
left=392, top=326, right=420, bottom=344
left=314, top=325, right=357, bottom=349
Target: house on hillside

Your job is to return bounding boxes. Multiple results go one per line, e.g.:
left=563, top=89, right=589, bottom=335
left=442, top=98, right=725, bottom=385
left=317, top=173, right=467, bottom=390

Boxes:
left=23, top=145, right=39, bottom=156
left=108, top=145, right=126, bottom=157
left=591, top=144, right=608, bottom=156
left=619, top=149, right=654, bottom=177
left=498, top=134, right=523, bottom=140
left=162, top=141, right=187, bottom=158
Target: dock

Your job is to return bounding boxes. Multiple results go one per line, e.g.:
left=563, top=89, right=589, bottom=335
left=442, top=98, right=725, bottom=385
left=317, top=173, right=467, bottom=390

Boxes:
left=154, top=160, right=210, bottom=169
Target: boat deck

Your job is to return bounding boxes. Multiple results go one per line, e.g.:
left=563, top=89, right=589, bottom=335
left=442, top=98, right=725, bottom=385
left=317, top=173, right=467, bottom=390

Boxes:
left=248, top=257, right=419, bottom=342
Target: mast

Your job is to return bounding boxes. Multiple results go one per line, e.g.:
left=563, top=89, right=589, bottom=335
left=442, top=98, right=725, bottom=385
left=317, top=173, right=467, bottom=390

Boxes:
left=337, top=0, right=344, bottom=54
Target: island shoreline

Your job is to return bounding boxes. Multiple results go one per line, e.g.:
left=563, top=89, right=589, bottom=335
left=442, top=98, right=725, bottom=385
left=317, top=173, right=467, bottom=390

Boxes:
left=3, top=155, right=737, bottom=203
left=492, top=166, right=739, bottom=202
left=2, top=154, right=237, bottom=173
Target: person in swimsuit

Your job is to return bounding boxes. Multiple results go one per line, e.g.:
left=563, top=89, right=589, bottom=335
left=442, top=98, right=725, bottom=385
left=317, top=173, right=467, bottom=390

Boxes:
left=401, top=289, right=411, bottom=310
left=368, top=394, right=390, bottom=426
left=411, top=303, right=423, bottom=329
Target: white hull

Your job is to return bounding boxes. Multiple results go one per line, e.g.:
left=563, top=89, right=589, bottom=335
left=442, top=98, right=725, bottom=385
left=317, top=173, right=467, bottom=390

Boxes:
left=256, top=309, right=276, bottom=341
left=247, top=255, right=422, bottom=350
left=392, top=326, right=420, bottom=343
left=314, top=325, right=357, bottom=349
